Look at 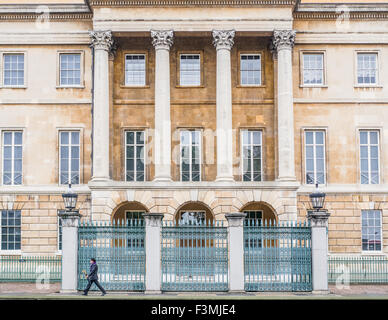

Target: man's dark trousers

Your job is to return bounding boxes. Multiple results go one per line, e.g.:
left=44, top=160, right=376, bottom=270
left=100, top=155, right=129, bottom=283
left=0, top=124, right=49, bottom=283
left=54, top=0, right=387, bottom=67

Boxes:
left=83, top=262, right=106, bottom=295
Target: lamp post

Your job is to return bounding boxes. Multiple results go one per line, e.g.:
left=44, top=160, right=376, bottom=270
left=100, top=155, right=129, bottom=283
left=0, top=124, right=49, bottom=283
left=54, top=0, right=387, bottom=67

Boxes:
left=307, top=183, right=330, bottom=293
left=58, top=184, right=81, bottom=293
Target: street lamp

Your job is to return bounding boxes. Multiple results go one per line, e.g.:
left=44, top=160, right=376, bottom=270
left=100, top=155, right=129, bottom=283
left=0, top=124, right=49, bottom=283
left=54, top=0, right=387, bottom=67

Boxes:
left=309, top=183, right=326, bottom=211
left=62, top=183, right=78, bottom=211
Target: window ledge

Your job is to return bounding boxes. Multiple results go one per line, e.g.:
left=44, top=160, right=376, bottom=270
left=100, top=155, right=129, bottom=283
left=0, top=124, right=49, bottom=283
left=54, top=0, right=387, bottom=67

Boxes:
left=237, top=84, right=266, bottom=88
left=175, top=85, right=205, bottom=89
left=56, top=85, right=85, bottom=89
left=299, top=84, right=328, bottom=88
left=120, top=84, right=150, bottom=89
left=361, top=251, right=385, bottom=256
left=1, top=86, right=27, bottom=89
left=0, top=250, right=22, bottom=256
left=354, top=85, right=383, bottom=88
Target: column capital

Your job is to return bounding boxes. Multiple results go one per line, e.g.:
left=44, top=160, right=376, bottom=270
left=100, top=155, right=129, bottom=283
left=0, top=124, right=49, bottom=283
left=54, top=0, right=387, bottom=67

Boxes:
left=212, top=29, right=235, bottom=50
left=271, top=29, right=296, bottom=51
left=58, top=210, right=81, bottom=227
left=143, top=213, right=164, bottom=227
left=89, top=30, right=114, bottom=51
left=151, top=30, right=174, bottom=50
left=225, top=213, right=246, bottom=227
left=307, top=210, right=330, bottom=228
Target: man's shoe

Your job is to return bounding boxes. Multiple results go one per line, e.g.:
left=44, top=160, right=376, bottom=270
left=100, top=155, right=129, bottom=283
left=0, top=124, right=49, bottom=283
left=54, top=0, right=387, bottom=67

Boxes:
left=101, top=292, right=106, bottom=296
left=82, top=293, right=87, bottom=296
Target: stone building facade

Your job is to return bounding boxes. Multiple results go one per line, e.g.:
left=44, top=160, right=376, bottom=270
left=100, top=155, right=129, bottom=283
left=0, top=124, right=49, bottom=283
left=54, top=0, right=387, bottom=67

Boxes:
left=0, top=0, right=387, bottom=256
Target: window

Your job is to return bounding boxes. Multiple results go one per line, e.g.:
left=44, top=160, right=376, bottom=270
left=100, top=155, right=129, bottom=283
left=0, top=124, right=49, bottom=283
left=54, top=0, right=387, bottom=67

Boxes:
left=362, top=210, right=382, bottom=251
left=1, top=210, right=21, bottom=250
left=302, top=53, right=324, bottom=85
left=244, top=210, right=262, bottom=224
left=59, top=131, right=80, bottom=185
left=179, top=211, right=205, bottom=226
left=58, top=217, right=62, bottom=251
left=360, top=130, right=379, bottom=184
left=3, top=53, right=24, bottom=87
left=305, top=130, right=325, bottom=185
left=125, top=131, right=145, bottom=181
left=125, top=54, right=146, bottom=86
left=244, top=211, right=262, bottom=248
left=2, top=131, right=22, bottom=185
left=126, top=211, right=145, bottom=248
left=240, top=54, right=261, bottom=86
left=242, top=130, right=262, bottom=182
left=59, top=53, right=81, bottom=86
left=357, top=53, right=378, bottom=85
left=179, top=54, right=201, bottom=86
left=180, top=130, right=201, bottom=181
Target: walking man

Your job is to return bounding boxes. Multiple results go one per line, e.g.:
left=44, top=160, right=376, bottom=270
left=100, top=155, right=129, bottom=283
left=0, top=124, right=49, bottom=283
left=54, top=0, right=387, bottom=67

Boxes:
left=82, top=258, right=106, bottom=296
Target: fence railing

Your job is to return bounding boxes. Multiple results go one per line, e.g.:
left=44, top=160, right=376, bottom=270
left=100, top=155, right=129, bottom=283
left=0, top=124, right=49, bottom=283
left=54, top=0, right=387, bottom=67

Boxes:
left=0, top=255, right=61, bottom=282
left=78, top=219, right=146, bottom=291
left=161, top=220, right=229, bottom=291
left=328, top=255, right=388, bottom=284
left=244, top=220, right=312, bottom=292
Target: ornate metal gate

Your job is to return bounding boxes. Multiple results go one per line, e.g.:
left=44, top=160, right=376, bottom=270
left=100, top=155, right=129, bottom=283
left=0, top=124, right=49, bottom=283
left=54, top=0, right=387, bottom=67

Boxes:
left=78, top=220, right=145, bottom=291
left=161, top=220, right=228, bottom=291
left=244, top=220, right=312, bottom=292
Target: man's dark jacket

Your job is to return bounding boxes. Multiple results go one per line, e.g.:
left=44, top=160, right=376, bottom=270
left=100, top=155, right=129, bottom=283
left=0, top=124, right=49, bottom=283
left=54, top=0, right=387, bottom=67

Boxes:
left=88, top=263, right=98, bottom=281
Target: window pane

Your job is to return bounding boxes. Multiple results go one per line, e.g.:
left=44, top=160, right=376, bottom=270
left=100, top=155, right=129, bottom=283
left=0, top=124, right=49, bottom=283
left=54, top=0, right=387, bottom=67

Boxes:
left=125, top=55, right=146, bottom=86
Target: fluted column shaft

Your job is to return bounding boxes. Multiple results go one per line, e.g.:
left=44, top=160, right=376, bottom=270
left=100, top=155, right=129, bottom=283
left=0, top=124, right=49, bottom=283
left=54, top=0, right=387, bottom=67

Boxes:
left=151, top=30, right=174, bottom=181
left=89, top=30, right=113, bottom=181
left=272, top=30, right=296, bottom=181
left=213, top=30, right=235, bottom=182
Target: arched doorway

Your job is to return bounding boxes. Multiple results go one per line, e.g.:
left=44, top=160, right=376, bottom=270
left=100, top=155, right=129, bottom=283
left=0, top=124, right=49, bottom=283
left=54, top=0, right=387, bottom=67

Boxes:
left=174, top=201, right=214, bottom=226
left=240, top=201, right=277, bottom=225
left=111, top=201, right=148, bottom=224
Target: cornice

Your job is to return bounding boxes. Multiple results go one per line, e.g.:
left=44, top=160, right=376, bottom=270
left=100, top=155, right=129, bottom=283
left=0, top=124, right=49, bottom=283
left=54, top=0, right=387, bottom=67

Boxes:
left=0, top=13, right=93, bottom=21
left=0, top=4, right=92, bottom=21
left=88, top=0, right=297, bottom=7
left=294, top=3, right=388, bottom=20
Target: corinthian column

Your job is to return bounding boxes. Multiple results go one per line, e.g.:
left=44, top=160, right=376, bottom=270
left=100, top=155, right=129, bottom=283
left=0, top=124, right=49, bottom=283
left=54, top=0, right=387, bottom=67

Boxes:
left=151, top=30, right=174, bottom=181
left=212, top=30, right=235, bottom=182
left=89, top=30, right=114, bottom=181
left=272, top=30, right=296, bottom=181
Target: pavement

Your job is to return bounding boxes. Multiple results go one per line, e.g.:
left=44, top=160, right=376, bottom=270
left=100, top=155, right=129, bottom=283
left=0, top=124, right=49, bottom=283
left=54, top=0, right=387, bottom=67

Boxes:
left=1, top=282, right=388, bottom=299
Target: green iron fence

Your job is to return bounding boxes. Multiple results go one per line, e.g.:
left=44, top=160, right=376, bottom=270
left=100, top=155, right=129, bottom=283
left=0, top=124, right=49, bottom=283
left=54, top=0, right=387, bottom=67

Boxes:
left=328, top=255, right=388, bottom=284
left=161, top=220, right=228, bottom=291
left=0, top=255, right=61, bottom=282
left=78, top=219, right=145, bottom=291
left=244, top=220, right=312, bottom=292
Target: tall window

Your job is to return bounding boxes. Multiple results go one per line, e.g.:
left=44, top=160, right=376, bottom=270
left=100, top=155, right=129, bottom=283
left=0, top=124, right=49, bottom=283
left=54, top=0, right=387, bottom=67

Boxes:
left=360, top=130, right=379, bottom=184
left=240, top=54, right=261, bottom=86
left=59, top=53, right=81, bottom=86
left=305, top=131, right=325, bottom=185
left=125, top=131, right=145, bottom=181
left=362, top=210, right=382, bottom=251
left=179, top=54, right=201, bottom=86
left=59, top=131, right=80, bottom=185
left=180, top=130, right=201, bottom=181
left=3, top=53, right=24, bottom=87
left=244, top=211, right=262, bottom=248
left=1, top=210, right=21, bottom=250
left=125, top=54, right=146, bottom=86
left=58, top=217, right=62, bottom=251
left=302, top=53, right=324, bottom=85
left=357, top=53, right=378, bottom=85
left=126, top=211, right=145, bottom=248
left=2, top=131, right=22, bottom=185
left=242, top=130, right=262, bottom=182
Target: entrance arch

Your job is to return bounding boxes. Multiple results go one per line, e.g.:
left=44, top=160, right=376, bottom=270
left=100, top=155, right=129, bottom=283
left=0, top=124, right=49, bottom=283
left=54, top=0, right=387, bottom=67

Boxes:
left=111, top=201, right=148, bottom=224
left=240, top=201, right=277, bottom=224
